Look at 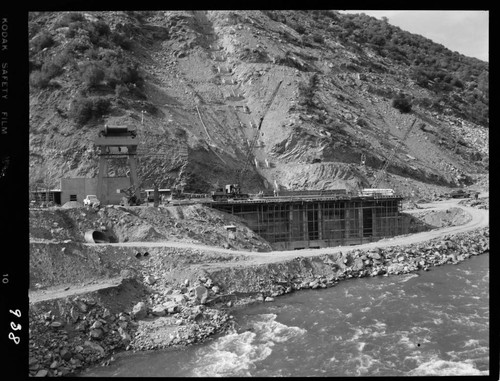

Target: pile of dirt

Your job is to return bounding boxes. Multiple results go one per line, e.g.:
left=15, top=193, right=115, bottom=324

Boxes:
left=459, top=197, right=489, bottom=210
left=61, top=201, right=85, bottom=209
left=407, top=207, right=472, bottom=229
left=29, top=203, right=273, bottom=252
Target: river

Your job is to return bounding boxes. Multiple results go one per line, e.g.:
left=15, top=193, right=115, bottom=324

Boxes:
left=81, top=253, right=489, bottom=377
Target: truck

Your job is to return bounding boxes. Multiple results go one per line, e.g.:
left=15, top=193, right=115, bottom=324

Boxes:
left=83, top=195, right=100, bottom=207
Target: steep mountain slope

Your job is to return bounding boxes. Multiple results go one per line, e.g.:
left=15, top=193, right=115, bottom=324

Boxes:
left=29, top=10, right=489, bottom=198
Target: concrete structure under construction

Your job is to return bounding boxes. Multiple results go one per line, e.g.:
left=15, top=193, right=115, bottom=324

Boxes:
left=94, top=125, right=139, bottom=205
left=208, top=193, right=406, bottom=250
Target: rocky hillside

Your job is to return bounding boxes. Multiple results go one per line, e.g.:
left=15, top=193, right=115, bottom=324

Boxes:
left=28, top=10, right=489, bottom=198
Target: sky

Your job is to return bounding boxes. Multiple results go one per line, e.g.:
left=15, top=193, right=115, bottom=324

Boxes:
left=339, top=11, right=489, bottom=62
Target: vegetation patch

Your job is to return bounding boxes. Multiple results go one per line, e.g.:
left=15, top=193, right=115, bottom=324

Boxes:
left=69, top=96, right=111, bottom=125
left=30, top=31, right=56, bottom=52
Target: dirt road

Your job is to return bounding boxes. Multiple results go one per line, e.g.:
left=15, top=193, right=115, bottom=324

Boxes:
left=96, top=197, right=489, bottom=264
left=30, top=197, right=488, bottom=303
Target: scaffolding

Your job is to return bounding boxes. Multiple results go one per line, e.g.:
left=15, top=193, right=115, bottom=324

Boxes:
left=209, top=196, right=406, bottom=250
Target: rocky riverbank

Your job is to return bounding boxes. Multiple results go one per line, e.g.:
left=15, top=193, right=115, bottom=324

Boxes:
left=29, top=277, right=235, bottom=377
left=207, top=227, right=489, bottom=298
left=29, top=225, right=488, bottom=377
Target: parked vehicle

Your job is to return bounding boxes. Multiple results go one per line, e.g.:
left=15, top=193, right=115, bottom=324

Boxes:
left=83, top=195, right=100, bottom=207
left=449, top=189, right=469, bottom=198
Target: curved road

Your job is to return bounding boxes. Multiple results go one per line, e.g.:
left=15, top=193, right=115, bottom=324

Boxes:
left=30, top=197, right=488, bottom=303
left=94, top=197, right=489, bottom=264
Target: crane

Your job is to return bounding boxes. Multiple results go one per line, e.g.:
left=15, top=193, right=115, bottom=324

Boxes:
left=236, top=80, right=283, bottom=186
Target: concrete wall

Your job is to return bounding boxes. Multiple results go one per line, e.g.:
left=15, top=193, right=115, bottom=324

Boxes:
left=60, top=178, right=97, bottom=205
left=61, top=177, right=130, bottom=205
left=98, top=177, right=131, bottom=205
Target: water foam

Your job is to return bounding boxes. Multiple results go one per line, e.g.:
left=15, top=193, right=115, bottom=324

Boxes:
left=190, top=314, right=306, bottom=377
left=399, top=273, right=419, bottom=283
left=398, top=335, right=417, bottom=350
left=190, top=330, right=271, bottom=377
left=254, top=314, right=307, bottom=343
left=408, top=360, right=488, bottom=376
left=463, top=339, right=480, bottom=348
left=345, top=353, right=380, bottom=376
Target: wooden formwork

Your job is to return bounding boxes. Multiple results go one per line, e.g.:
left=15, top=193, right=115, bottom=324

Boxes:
left=209, top=196, right=406, bottom=250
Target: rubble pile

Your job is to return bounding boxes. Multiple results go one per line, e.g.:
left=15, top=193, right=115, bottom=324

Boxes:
left=407, top=207, right=471, bottom=229
left=129, top=277, right=233, bottom=351
left=29, top=276, right=233, bottom=377
left=29, top=297, right=137, bottom=377
left=459, top=197, right=489, bottom=210
left=29, top=204, right=272, bottom=252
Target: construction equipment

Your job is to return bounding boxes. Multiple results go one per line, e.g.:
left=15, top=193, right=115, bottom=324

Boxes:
left=118, top=162, right=161, bottom=206
left=211, top=184, right=249, bottom=201
left=369, top=117, right=418, bottom=190
left=119, top=188, right=142, bottom=206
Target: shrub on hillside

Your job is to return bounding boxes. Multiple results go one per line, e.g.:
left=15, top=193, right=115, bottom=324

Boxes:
left=111, top=32, right=132, bottom=50
left=87, top=20, right=111, bottom=47
left=29, top=71, right=51, bottom=88
left=69, top=97, right=93, bottom=125
left=41, top=61, right=63, bottom=78
left=312, top=33, right=325, bottom=43
left=114, top=84, right=129, bottom=97
left=66, top=38, right=91, bottom=53
left=392, top=95, right=413, bottom=113
left=30, top=60, right=64, bottom=88
left=55, top=12, right=86, bottom=28
left=31, top=31, right=55, bottom=52
left=105, top=62, right=142, bottom=88
left=69, top=96, right=110, bottom=125
left=80, top=62, right=105, bottom=88
left=294, top=24, right=306, bottom=34
left=52, top=50, right=72, bottom=68
left=92, top=97, right=111, bottom=115
left=65, top=21, right=85, bottom=38
left=83, top=48, right=100, bottom=60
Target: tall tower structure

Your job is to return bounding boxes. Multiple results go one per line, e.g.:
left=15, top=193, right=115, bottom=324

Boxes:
left=94, top=125, right=139, bottom=205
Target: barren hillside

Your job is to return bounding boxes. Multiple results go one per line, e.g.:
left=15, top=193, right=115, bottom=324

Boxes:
left=29, top=10, right=489, bottom=198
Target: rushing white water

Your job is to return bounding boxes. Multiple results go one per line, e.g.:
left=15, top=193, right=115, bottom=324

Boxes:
left=81, top=253, right=489, bottom=377
left=188, top=314, right=306, bottom=377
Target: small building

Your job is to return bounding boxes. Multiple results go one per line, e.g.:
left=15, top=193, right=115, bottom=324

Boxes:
left=30, top=188, right=61, bottom=204
left=30, top=177, right=133, bottom=206
left=60, top=177, right=130, bottom=205
left=144, top=188, right=172, bottom=202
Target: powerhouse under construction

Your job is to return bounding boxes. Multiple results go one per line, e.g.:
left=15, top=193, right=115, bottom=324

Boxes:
left=207, top=190, right=407, bottom=250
